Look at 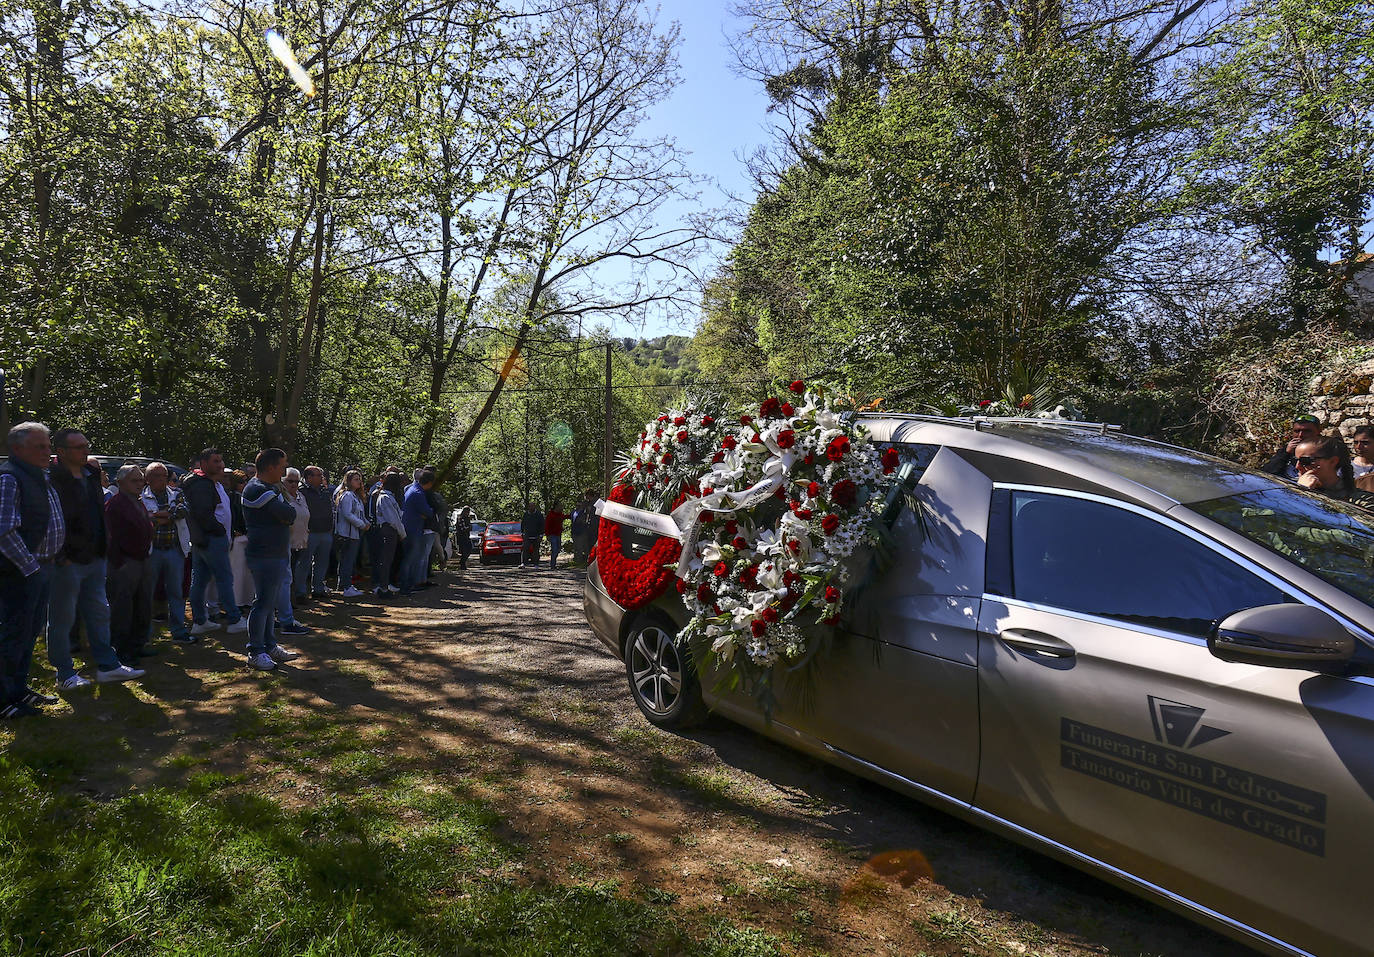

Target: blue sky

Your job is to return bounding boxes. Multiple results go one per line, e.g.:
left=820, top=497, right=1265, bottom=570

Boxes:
left=598, top=0, right=774, bottom=339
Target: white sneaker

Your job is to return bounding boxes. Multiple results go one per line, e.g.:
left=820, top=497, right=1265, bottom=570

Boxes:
left=96, top=665, right=145, bottom=683
left=340, top=586, right=364, bottom=598
left=225, top=619, right=249, bottom=634
left=248, top=652, right=276, bottom=671
left=189, top=621, right=221, bottom=635
left=58, top=674, right=93, bottom=691
left=386, top=585, right=400, bottom=594
left=268, top=646, right=300, bottom=663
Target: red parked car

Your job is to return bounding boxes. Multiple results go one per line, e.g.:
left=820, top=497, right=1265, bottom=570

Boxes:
left=479, top=521, right=524, bottom=565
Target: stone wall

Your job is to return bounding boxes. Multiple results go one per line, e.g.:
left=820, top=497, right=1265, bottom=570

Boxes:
left=1309, top=357, right=1374, bottom=435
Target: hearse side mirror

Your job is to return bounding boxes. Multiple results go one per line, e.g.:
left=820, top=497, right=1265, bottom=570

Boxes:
left=1208, top=604, right=1355, bottom=672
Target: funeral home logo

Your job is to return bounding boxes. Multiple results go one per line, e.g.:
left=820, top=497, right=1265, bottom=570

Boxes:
left=1147, top=695, right=1230, bottom=749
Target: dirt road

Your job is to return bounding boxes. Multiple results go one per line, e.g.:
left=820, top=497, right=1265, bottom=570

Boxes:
left=307, top=562, right=1250, bottom=957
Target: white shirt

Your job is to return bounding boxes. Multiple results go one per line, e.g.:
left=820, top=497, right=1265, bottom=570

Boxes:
left=213, top=480, right=232, bottom=537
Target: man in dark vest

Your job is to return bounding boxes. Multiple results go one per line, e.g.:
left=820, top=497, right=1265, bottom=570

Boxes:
left=45, top=429, right=144, bottom=690
left=0, top=422, right=66, bottom=718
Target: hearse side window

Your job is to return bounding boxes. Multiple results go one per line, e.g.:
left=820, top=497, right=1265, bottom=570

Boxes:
left=1009, top=491, right=1286, bottom=637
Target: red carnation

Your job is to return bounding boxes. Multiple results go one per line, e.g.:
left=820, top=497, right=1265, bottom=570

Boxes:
left=652, top=442, right=661, bottom=452
left=696, top=583, right=713, bottom=603
left=760, top=397, right=782, bottom=418
left=658, top=415, right=669, bottom=422
left=823, top=614, right=839, bottom=626
left=824, top=585, right=840, bottom=603
left=773, top=487, right=787, bottom=499
left=978, top=399, right=992, bottom=408
left=674, top=416, right=687, bottom=426
left=711, top=451, right=725, bottom=464
left=722, top=435, right=737, bottom=451
left=700, top=510, right=715, bottom=523
left=701, top=415, right=715, bottom=426
left=675, top=579, right=687, bottom=594
left=787, top=540, right=801, bottom=554
left=776, top=429, right=795, bottom=449
left=740, top=414, right=753, bottom=425
left=780, top=593, right=797, bottom=611
left=821, top=514, right=840, bottom=535
left=751, top=433, right=762, bottom=443
left=644, top=462, right=656, bottom=473
left=803, top=453, right=814, bottom=466
left=825, top=436, right=851, bottom=462
left=789, top=379, right=806, bottom=395
left=723, top=520, right=738, bottom=536
left=881, top=447, right=900, bottom=474
left=794, top=508, right=812, bottom=520
left=751, top=619, right=767, bottom=637
left=740, top=565, right=758, bottom=587
left=731, top=536, right=747, bottom=550
left=712, top=561, right=728, bottom=578
left=830, top=479, right=857, bottom=508
left=761, top=606, right=779, bottom=623
left=662, top=452, right=673, bottom=463
left=781, top=402, right=795, bottom=417
left=807, top=481, right=820, bottom=499
left=676, top=430, right=688, bottom=443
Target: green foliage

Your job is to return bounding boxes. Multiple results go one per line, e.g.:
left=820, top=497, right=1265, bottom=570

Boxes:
left=0, top=0, right=702, bottom=499
left=708, top=0, right=1374, bottom=449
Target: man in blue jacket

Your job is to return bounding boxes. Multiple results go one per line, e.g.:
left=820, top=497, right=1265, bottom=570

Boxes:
left=399, top=468, right=436, bottom=595
left=241, top=448, right=302, bottom=671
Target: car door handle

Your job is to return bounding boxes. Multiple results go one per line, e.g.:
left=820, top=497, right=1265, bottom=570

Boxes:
left=999, top=628, right=1077, bottom=658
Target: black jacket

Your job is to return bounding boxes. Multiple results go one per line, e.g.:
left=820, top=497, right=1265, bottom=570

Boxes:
left=182, top=472, right=228, bottom=545
left=301, top=483, right=334, bottom=533
left=49, top=462, right=107, bottom=564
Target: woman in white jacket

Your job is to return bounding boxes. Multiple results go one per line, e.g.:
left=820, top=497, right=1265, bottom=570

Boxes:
left=372, top=472, right=407, bottom=596
left=276, top=468, right=312, bottom=634
left=333, top=470, right=370, bottom=597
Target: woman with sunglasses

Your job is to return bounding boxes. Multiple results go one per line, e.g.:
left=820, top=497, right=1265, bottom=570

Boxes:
left=1293, top=435, right=1374, bottom=508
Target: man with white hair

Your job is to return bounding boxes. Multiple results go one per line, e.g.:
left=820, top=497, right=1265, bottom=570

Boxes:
left=140, top=462, right=192, bottom=644
left=0, top=423, right=66, bottom=718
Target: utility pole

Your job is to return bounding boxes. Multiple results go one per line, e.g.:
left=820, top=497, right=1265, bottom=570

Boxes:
left=603, top=342, right=613, bottom=496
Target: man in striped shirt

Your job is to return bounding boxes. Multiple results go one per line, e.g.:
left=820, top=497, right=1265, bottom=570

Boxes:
left=0, top=422, right=66, bottom=718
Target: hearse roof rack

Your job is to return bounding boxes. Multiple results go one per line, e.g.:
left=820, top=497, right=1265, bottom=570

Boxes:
left=860, top=412, right=1124, bottom=436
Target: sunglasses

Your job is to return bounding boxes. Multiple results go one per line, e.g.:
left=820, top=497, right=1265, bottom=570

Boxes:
left=1295, top=455, right=1334, bottom=467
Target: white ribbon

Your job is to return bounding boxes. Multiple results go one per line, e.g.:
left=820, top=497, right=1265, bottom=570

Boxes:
left=596, top=455, right=793, bottom=579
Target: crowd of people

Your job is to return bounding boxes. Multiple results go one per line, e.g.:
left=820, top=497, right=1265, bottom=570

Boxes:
left=0, top=422, right=463, bottom=719
left=1261, top=415, right=1374, bottom=507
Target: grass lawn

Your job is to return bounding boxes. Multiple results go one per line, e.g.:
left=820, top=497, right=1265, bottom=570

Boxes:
left=0, top=661, right=782, bottom=957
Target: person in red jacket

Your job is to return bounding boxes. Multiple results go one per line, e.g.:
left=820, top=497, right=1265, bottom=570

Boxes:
left=544, top=503, right=567, bottom=570
left=105, top=465, right=155, bottom=665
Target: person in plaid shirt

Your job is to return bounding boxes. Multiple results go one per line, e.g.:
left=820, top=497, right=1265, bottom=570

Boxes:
left=141, top=462, right=191, bottom=644
left=0, top=423, right=66, bottom=718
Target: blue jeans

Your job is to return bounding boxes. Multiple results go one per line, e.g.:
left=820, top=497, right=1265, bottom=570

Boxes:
left=146, top=547, right=189, bottom=639
left=245, top=556, right=287, bottom=655
left=46, top=559, right=121, bottom=678
left=335, top=536, right=360, bottom=591
left=298, top=531, right=332, bottom=596
left=189, top=535, right=241, bottom=625
left=548, top=536, right=561, bottom=568
left=399, top=530, right=428, bottom=591
left=277, top=562, right=296, bottom=626
left=0, top=565, right=51, bottom=706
